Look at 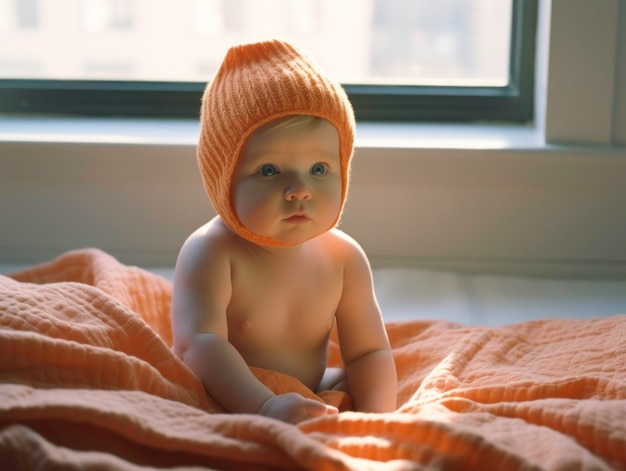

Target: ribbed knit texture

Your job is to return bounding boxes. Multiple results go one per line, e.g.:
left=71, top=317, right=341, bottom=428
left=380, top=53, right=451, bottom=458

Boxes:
left=197, top=40, right=355, bottom=247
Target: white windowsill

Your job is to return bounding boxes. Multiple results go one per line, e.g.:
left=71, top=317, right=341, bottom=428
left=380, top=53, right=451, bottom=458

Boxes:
left=3, top=115, right=624, bottom=159
left=0, top=115, right=549, bottom=151
left=0, top=116, right=202, bottom=146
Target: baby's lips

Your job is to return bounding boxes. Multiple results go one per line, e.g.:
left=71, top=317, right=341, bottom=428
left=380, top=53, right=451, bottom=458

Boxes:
left=284, top=214, right=312, bottom=224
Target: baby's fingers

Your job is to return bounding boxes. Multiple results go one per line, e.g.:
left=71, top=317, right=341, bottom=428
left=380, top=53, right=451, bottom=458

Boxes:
left=304, top=400, right=338, bottom=417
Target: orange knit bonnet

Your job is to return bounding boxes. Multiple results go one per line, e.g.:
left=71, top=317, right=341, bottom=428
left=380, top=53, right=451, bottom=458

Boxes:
left=197, top=39, right=355, bottom=247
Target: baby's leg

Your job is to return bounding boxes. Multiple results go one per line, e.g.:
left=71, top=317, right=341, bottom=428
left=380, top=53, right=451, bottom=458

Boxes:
left=318, top=367, right=348, bottom=392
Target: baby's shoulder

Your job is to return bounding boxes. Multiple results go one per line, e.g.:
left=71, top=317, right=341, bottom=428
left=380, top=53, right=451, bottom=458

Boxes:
left=322, top=230, right=374, bottom=284
left=325, top=227, right=361, bottom=246
left=185, top=216, right=234, bottom=247
left=176, top=217, right=237, bottom=273
left=322, top=229, right=369, bottom=263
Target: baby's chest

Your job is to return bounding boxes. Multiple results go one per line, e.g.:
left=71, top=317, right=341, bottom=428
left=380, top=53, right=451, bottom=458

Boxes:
left=227, top=262, right=342, bottom=344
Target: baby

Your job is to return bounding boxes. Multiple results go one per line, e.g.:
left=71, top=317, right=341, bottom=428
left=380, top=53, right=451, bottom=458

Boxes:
left=171, top=40, right=397, bottom=424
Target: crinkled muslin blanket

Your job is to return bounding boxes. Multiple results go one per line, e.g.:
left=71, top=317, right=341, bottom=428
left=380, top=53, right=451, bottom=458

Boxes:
left=1, top=249, right=625, bottom=470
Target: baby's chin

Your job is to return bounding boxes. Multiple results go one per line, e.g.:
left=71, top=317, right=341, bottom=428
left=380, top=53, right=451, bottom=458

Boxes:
left=231, top=214, right=339, bottom=247
left=250, top=226, right=331, bottom=248
left=253, top=233, right=318, bottom=248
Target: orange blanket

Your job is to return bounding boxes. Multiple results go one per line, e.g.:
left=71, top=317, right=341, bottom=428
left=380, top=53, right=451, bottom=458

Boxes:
left=1, top=248, right=624, bottom=470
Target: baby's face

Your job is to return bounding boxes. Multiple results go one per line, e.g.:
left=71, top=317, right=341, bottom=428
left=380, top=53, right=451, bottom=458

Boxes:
left=232, top=119, right=342, bottom=246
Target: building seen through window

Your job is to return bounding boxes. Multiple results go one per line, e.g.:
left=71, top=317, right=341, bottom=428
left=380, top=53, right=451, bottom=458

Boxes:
left=0, top=0, right=512, bottom=86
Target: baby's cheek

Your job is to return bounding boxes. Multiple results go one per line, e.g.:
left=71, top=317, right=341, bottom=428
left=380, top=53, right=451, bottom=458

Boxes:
left=232, top=185, right=261, bottom=219
left=324, top=178, right=342, bottom=204
left=324, top=187, right=343, bottom=217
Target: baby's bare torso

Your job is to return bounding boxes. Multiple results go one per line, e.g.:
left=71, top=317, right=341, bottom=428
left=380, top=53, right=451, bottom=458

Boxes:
left=226, top=239, right=343, bottom=391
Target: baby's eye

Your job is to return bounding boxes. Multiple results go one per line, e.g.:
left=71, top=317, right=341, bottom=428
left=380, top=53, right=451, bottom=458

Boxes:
left=310, top=163, right=328, bottom=176
left=258, top=164, right=278, bottom=177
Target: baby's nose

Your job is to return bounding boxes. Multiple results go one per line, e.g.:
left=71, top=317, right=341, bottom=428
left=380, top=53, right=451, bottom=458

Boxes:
left=284, top=178, right=312, bottom=201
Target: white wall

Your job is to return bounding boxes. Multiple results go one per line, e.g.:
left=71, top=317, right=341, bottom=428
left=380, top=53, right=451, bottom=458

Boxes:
left=613, top=0, right=626, bottom=145
left=1, top=0, right=625, bottom=277
left=544, top=0, right=623, bottom=145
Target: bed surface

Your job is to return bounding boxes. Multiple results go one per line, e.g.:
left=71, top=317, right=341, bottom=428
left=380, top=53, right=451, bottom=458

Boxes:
left=1, top=249, right=625, bottom=470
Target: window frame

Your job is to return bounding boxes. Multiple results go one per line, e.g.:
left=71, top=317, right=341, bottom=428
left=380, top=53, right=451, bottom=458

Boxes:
left=0, top=0, right=537, bottom=123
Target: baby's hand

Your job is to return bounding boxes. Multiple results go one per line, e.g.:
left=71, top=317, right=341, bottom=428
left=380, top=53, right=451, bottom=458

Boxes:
left=257, top=393, right=338, bottom=424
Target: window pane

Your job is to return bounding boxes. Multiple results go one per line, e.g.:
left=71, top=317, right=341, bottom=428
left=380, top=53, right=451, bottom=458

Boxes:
left=0, top=0, right=512, bottom=86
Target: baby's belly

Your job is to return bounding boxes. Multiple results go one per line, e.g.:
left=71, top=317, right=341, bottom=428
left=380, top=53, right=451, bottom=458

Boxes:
left=229, top=328, right=331, bottom=391
left=249, top=349, right=327, bottom=392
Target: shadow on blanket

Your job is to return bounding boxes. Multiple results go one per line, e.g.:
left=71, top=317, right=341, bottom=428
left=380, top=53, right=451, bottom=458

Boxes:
left=1, top=248, right=625, bottom=470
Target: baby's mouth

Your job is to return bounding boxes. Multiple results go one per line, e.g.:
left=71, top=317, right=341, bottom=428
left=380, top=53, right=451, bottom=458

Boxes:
left=284, top=212, right=312, bottom=224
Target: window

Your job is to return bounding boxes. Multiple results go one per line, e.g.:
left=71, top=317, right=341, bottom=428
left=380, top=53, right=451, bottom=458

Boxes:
left=0, top=0, right=537, bottom=122
left=15, top=0, right=39, bottom=29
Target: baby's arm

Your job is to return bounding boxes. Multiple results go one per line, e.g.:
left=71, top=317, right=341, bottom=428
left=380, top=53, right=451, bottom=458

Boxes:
left=171, top=226, right=336, bottom=423
left=335, top=237, right=397, bottom=412
left=181, top=330, right=334, bottom=423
